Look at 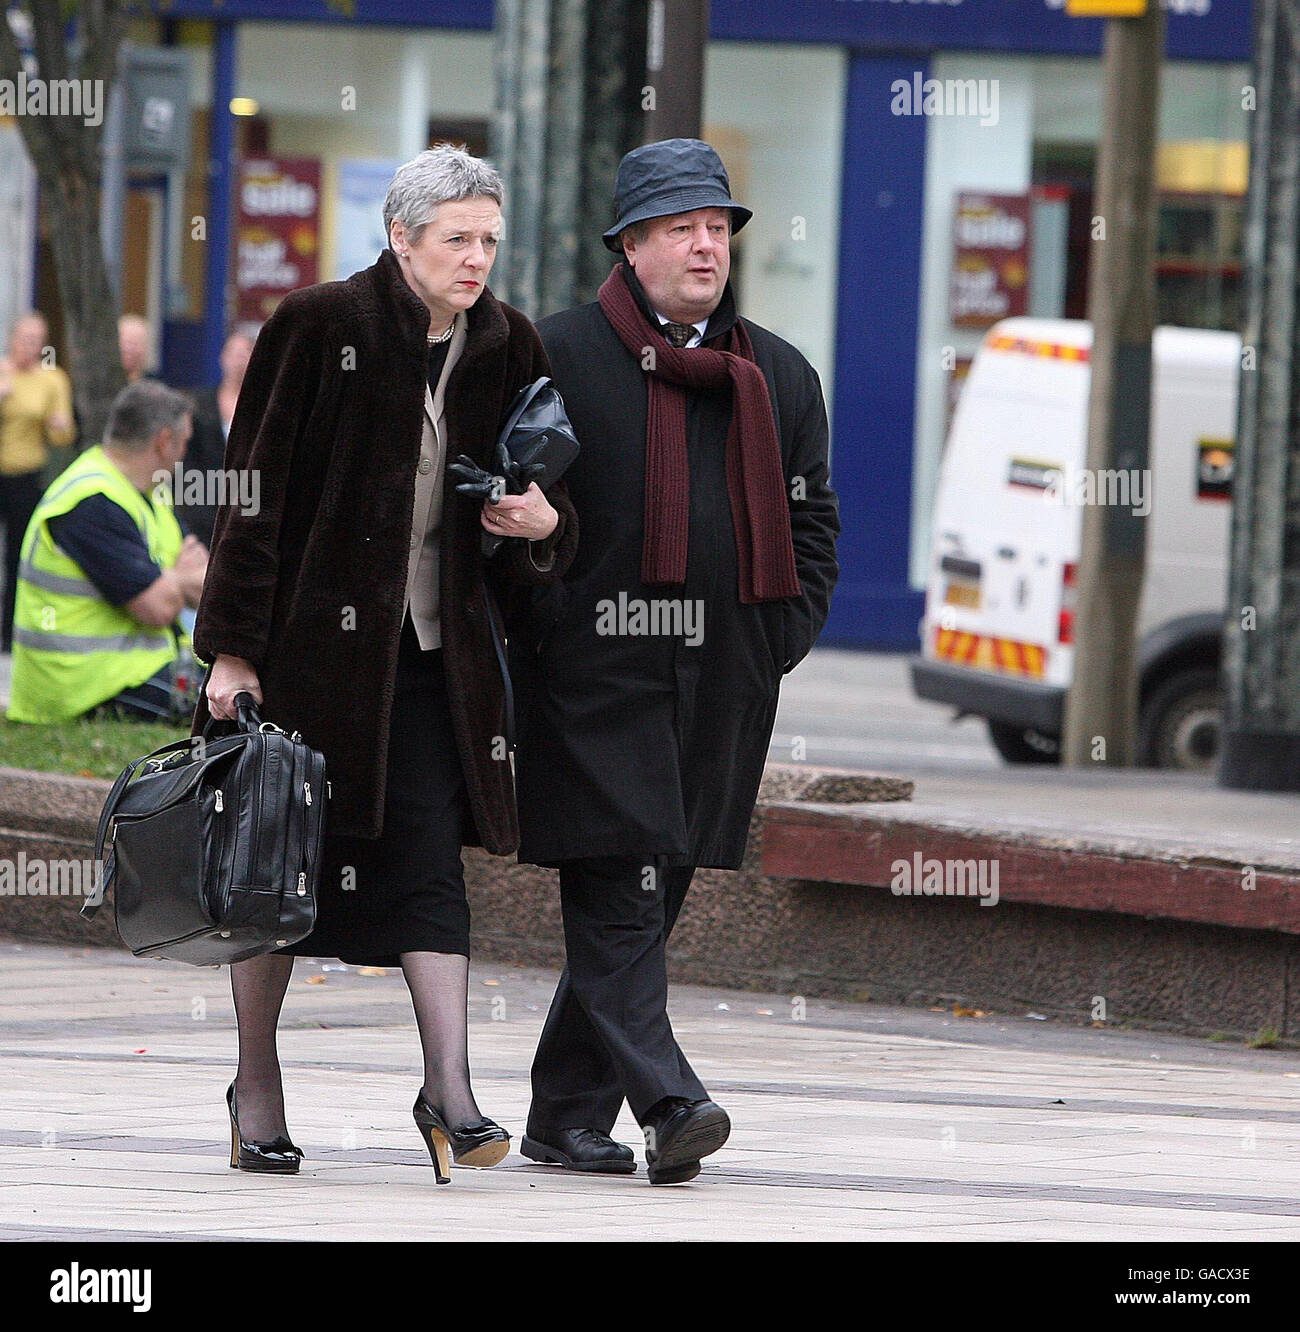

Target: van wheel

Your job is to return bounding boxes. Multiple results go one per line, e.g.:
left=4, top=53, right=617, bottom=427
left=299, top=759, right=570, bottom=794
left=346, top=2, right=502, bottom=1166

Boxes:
left=986, top=721, right=1061, bottom=765
left=1139, top=668, right=1221, bottom=771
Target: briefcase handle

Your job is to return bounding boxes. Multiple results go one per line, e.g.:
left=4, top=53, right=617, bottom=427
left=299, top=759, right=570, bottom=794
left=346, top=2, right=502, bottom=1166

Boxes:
left=199, top=689, right=264, bottom=741
left=233, top=691, right=262, bottom=731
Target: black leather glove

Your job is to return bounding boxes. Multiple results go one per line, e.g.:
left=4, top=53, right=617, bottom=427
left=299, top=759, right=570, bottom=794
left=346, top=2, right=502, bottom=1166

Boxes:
left=448, top=455, right=507, bottom=503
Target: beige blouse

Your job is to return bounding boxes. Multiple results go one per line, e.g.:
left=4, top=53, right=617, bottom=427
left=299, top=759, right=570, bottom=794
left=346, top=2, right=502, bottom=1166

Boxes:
left=403, top=310, right=467, bottom=648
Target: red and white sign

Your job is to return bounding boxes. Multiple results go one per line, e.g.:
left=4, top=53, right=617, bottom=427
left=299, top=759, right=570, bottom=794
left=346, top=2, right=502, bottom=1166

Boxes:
left=951, top=192, right=1031, bottom=329
left=235, top=157, right=320, bottom=324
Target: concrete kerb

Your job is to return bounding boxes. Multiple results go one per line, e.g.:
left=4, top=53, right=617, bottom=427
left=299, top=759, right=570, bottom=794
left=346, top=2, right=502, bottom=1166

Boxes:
left=2, top=761, right=1299, bottom=1039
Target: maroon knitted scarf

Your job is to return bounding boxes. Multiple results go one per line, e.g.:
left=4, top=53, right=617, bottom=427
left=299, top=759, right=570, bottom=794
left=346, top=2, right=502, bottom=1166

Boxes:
left=597, top=264, right=800, bottom=603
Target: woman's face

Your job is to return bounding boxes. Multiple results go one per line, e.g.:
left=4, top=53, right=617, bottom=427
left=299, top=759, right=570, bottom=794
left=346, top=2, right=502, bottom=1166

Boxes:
left=392, top=197, right=501, bottom=327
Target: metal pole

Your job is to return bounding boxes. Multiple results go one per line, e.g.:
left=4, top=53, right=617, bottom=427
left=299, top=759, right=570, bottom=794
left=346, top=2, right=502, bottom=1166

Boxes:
left=203, top=20, right=237, bottom=384
left=99, top=49, right=126, bottom=302
left=490, top=0, right=522, bottom=306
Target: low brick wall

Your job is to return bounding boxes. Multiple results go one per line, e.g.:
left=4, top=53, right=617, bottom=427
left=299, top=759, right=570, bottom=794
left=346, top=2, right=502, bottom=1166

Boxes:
left=2, top=762, right=1297, bottom=1039
left=0, top=764, right=910, bottom=958
left=461, top=767, right=913, bottom=982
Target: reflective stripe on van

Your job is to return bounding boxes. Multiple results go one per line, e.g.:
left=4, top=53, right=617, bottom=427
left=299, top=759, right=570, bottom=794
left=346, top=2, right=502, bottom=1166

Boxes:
left=985, top=333, right=1091, bottom=363
left=934, top=627, right=1046, bottom=679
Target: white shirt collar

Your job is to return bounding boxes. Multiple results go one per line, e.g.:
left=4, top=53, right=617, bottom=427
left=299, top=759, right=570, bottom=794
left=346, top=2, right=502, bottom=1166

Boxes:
left=653, top=308, right=708, bottom=348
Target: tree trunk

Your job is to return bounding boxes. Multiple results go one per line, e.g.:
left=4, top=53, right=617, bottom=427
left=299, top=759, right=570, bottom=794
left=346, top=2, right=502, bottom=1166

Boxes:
left=1061, top=10, right=1163, bottom=767
left=0, top=2, right=127, bottom=446
left=493, top=0, right=647, bottom=315
left=1218, top=0, right=1300, bottom=789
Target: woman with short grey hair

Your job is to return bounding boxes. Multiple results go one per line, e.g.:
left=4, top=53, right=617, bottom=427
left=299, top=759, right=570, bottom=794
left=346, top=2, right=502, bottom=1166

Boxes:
left=193, top=142, right=577, bottom=1183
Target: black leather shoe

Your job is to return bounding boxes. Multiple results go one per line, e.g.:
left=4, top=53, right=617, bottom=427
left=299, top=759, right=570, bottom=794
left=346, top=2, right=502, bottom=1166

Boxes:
left=521, top=1126, right=637, bottom=1174
left=642, top=1098, right=730, bottom=1185
left=226, top=1082, right=302, bottom=1174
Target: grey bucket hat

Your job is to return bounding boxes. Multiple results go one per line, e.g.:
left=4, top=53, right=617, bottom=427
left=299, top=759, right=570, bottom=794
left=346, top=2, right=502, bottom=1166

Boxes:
left=602, top=138, right=752, bottom=253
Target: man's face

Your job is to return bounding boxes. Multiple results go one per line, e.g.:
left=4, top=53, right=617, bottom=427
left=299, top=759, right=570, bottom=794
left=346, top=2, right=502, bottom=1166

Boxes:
left=119, top=319, right=150, bottom=378
left=220, top=334, right=254, bottom=387
left=622, top=207, right=732, bottom=325
left=392, top=197, right=501, bottom=324
left=156, top=415, right=192, bottom=470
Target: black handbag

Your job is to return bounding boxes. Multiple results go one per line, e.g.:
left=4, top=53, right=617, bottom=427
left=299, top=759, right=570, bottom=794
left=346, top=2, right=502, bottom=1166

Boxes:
left=81, top=692, right=328, bottom=966
left=447, top=375, right=582, bottom=748
left=448, top=375, right=581, bottom=548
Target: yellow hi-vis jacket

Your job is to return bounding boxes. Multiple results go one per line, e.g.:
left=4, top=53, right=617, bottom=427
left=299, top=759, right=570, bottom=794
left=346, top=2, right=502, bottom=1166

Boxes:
left=8, top=444, right=183, bottom=723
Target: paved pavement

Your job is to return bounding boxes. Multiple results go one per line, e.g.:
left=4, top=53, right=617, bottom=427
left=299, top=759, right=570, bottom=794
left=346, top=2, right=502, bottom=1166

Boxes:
left=4, top=940, right=1299, bottom=1241
left=773, top=644, right=1001, bottom=773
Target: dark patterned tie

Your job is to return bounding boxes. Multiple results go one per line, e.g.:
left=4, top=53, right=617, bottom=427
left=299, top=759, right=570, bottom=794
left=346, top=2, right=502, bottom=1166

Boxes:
left=661, top=321, right=696, bottom=348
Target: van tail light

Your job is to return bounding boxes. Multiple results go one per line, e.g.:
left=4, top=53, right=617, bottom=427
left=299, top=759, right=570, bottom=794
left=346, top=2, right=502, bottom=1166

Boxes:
left=1058, top=562, right=1078, bottom=645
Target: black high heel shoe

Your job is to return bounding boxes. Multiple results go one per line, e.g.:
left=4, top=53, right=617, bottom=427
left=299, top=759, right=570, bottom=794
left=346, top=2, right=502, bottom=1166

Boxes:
left=412, top=1091, right=510, bottom=1182
left=226, top=1081, right=303, bottom=1174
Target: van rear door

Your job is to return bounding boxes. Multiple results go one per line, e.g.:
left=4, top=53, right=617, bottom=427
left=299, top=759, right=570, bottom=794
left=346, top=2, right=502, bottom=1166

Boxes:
left=922, top=320, right=1092, bottom=692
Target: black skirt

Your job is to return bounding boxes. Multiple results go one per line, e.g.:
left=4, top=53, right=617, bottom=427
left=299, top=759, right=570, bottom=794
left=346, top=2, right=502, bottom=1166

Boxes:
left=276, top=611, right=472, bottom=966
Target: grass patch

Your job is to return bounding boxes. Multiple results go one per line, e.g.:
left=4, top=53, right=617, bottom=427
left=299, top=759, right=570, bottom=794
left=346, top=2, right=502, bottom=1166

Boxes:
left=1247, top=1026, right=1281, bottom=1050
left=0, top=716, right=188, bottom=780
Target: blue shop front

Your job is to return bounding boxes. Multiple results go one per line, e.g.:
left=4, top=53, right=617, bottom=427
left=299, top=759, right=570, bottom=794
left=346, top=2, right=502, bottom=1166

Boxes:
left=7, top=0, right=1251, bottom=648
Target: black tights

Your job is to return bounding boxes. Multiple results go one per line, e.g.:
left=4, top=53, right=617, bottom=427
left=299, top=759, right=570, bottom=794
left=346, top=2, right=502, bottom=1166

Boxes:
left=229, top=949, right=482, bottom=1141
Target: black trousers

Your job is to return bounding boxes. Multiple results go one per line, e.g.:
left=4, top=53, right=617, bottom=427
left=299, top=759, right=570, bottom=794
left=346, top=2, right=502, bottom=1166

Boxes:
left=89, top=660, right=177, bottom=722
left=527, top=855, right=708, bottom=1133
left=0, top=470, right=43, bottom=652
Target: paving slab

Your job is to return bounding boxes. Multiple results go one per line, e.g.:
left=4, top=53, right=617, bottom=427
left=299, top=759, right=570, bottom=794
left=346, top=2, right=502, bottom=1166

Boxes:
left=1, top=939, right=1298, bottom=1242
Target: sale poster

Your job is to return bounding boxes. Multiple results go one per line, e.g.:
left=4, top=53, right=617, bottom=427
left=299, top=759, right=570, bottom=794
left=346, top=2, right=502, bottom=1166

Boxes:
left=235, top=157, right=321, bottom=324
left=951, top=192, right=1031, bottom=328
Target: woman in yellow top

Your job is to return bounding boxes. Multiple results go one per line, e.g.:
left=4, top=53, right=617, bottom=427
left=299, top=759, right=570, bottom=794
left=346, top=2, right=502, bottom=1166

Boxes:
left=0, top=312, right=76, bottom=651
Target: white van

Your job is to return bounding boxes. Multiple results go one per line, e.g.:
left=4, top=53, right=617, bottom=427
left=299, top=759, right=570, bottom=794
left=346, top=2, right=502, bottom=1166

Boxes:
left=910, top=316, right=1239, bottom=770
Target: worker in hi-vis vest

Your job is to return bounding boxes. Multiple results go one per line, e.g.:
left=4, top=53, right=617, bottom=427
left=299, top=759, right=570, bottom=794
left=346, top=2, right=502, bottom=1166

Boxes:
left=8, top=380, right=208, bottom=723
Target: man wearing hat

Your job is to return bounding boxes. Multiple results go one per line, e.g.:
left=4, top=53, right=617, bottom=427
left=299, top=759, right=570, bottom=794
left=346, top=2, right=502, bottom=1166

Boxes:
left=511, top=139, right=840, bottom=1184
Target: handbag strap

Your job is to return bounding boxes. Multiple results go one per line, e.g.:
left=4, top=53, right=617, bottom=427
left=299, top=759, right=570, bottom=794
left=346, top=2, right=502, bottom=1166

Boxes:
left=482, top=581, right=515, bottom=752
left=81, top=747, right=158, bottom=920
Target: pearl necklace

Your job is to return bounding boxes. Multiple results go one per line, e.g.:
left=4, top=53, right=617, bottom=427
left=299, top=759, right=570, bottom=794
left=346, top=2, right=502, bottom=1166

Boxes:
left=427, top=317, right=455, bottom=345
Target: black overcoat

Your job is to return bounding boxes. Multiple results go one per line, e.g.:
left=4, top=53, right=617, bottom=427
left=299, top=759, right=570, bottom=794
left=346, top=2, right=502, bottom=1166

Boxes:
left=509, top=271, right=839, bottom=869
left=190, top=248, right=577, bottom=852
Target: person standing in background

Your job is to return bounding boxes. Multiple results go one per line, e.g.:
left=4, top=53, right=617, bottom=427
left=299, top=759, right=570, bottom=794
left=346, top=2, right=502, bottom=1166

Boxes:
left=0, top=312, right=75, bottom=652
left=118, top=314, right=155, bottom=385
left=178, top=330, right=255, bottom=547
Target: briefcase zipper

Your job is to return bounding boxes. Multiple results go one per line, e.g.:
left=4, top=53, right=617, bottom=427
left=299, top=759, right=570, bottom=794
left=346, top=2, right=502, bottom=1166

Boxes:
left=246, top=734, right=271, bottom=884
left=205, top=783, right=230, bottom=919
left=297, top=871, right=306, bottom=897
left=303, top=781, right=311, bottom=806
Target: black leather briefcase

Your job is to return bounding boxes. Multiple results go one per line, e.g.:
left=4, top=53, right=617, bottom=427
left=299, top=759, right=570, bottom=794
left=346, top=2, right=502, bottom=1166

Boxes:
left=81, top=692, right=327, bottom=966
